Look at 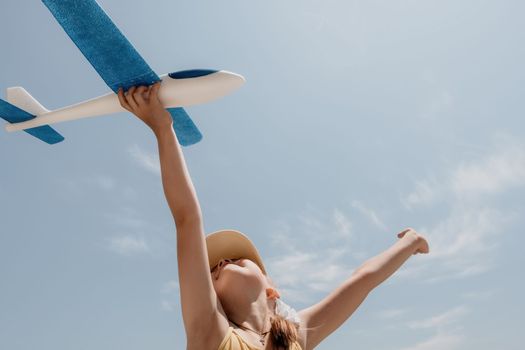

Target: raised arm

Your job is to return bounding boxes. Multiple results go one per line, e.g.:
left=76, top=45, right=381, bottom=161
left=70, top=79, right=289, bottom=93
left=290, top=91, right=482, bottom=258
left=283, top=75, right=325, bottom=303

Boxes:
left=118, top=83, right=218, bottom=339
left=298, top=228, right=429, bottom=350
left=118, top=83, right=200, bottom=220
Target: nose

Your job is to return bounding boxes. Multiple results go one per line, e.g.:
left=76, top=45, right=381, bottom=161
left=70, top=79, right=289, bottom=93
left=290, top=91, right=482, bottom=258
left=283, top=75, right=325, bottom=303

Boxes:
left=219, top=259, right=232, bottom=268
left=213, top=259, right=230, bottom=277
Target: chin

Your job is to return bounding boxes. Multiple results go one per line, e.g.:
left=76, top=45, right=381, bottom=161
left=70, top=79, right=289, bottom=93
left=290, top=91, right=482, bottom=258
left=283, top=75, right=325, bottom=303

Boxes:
left=218, top=268, right=263, bottom=290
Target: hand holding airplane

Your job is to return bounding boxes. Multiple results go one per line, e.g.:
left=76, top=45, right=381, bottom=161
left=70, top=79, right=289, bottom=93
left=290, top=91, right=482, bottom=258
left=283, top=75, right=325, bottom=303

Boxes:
left=117, top=83, right=175, bottom=135
left=0, top=0, right=245, bottom=146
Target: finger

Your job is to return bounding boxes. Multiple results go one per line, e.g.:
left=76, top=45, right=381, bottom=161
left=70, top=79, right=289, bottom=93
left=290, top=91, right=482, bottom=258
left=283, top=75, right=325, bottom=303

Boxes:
left=117, top=88, right=132, bottom=111
left=397, top=228, right=413, bottom=238
left=134, top=85, right=148, bottom=105
left=150, top=81, right=162, bottom=101
left=144, top=84, right=153, bottom=100
left=125, top=86, right=139, bottom=110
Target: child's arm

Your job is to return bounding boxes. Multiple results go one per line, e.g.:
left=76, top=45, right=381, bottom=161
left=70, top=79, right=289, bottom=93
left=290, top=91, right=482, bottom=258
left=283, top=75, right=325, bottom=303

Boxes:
left=118, top=84, right=218, bottom=342
left=118, top=83, right=201, bottom=221
left=352, top=228, right=429, bottom=290
left=298, top=228, right=429, bottom=350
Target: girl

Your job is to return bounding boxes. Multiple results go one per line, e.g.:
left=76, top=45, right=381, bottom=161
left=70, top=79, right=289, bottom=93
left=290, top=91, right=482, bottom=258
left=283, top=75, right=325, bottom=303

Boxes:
left=117, top=82, right=429, bottom=350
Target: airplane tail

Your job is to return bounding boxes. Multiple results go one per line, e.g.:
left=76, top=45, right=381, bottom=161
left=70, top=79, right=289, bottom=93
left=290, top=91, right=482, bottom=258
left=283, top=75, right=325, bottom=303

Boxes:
left=0, top=87, right=64, bottom=144
left=7, top=87, right=50, bottom=115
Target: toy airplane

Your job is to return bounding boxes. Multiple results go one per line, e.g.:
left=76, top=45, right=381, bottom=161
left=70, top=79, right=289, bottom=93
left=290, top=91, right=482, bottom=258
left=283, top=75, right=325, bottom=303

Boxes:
left=0, top=0, right=245, bottom=146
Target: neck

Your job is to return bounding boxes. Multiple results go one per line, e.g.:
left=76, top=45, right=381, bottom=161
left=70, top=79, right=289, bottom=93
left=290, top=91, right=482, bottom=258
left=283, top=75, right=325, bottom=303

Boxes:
left=227, top=291, right=276, bottom=333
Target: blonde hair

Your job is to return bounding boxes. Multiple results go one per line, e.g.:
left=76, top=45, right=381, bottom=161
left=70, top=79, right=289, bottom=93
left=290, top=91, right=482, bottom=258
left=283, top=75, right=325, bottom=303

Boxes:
left=265, top=283, right=303, bottom=349
left=268, top=313, right=300, bottom=349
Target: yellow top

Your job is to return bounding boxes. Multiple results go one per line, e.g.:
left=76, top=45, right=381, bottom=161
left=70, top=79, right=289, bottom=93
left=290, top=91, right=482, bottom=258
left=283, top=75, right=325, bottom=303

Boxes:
left=218, top=326, right=303, bottom=350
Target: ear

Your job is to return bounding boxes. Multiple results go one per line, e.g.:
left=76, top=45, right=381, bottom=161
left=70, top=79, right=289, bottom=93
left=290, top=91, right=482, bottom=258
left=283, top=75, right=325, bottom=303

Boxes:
left=266, top=286, right=281, bottom=300
left=265, top=276, right=281, bottom=296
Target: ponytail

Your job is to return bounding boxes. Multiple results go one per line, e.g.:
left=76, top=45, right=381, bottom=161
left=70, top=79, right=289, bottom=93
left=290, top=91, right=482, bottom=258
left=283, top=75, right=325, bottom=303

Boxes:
left=266, top=287, right=301, bottom=349
left=268, top=313, right=300, bottom=349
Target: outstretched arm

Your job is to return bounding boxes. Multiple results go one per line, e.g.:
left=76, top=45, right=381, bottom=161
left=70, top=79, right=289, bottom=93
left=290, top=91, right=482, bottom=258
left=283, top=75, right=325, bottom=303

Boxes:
left=352, top=228, right=429, bottom=290
left=118, top=83, right=201, bottom=221
left=118, top=84, right=219, bottom=341
left=298, top=228, right=429, bottom=350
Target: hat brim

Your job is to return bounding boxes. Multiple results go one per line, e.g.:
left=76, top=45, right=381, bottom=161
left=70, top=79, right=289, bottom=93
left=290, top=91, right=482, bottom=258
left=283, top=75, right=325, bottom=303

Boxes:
left=205, top=229, right=267, bottom=275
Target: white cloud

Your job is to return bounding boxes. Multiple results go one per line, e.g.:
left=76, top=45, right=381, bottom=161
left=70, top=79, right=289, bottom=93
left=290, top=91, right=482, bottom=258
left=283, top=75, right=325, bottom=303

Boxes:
left=160, top=280, right=180, bottom=312
left=270, top=206, right=355, bottom=250
left=307, top=262, right=350, bottom=292
left=161, top=280, right=180, bottom=294
left=404, top=134, right=525, bottom=205
left=451, top=141, right=525, bottom=199
left=400, top=134, right=523, bottom=282
left=402, top=332, right=464, bottom=350
left=408, top=306, right=468, bottom=330
left=297, top=213, right=325, bottom=235
left=401, top=206, right=507, bottom=284
left=128, top=144, right=160, bottom=174
left=107, top=235, right=149, bottom=256
left=351, top=200, right=387, bottom=230
left=161, top=300, right=177, bottom=312
left=265, top=136, right=523, bottom=308
left=376, top=308, right=408, bottom=320
left=105, top=207, right=149, bottom=229
left=265, top=207, right=365, bottom=305
left=401, top=305, right=468, bottom=350
left=101, top=207, right=174, bottom=258
left=461, top=289, right=497, bottom=301
left=62, top=174, right=116, bottom=194
left=418, top=205, right=506, bottom=282
left=267, top=247, right=351, bottom=304
left=333, top=208, right=353, bottom=237
left=402, top=179, right=440, bottom=209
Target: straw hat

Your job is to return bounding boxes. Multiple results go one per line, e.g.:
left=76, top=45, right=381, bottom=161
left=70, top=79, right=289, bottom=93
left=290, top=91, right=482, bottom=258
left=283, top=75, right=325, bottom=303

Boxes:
left=205, top=229, right=267, bottom=275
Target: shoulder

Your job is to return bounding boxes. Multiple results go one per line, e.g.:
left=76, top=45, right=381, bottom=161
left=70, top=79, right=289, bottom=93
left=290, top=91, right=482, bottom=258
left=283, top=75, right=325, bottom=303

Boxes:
left=187, top=306, right=231, bottom=350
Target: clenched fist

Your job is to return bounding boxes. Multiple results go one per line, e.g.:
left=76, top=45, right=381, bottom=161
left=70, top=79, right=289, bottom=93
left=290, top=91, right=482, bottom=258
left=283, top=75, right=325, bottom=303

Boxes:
left=397, top=228, right=430, bottom=255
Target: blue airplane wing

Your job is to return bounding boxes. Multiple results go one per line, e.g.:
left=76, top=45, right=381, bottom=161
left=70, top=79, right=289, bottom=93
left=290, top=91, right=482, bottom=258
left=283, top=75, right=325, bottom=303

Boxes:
left=168, top=108, right=203, bottom=146
left=0, top=99, right=64, bottom=144
left=41, top=0, right=202, bottom=146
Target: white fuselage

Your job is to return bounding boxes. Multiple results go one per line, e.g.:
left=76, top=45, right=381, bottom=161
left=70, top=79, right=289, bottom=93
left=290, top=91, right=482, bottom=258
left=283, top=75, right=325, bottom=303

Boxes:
left=5, top=70, right=245, bottom=132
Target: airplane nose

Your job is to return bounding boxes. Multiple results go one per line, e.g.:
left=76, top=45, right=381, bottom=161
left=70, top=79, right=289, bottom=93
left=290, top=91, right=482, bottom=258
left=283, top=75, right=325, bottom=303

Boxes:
left=159, top=69, right=245, bottom=109
left=220, top=70, right=246, bottom=87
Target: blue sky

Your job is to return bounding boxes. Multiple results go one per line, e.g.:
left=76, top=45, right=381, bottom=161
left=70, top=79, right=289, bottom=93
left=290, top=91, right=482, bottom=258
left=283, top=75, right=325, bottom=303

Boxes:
left=1, top=1, right=524, bottom=349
